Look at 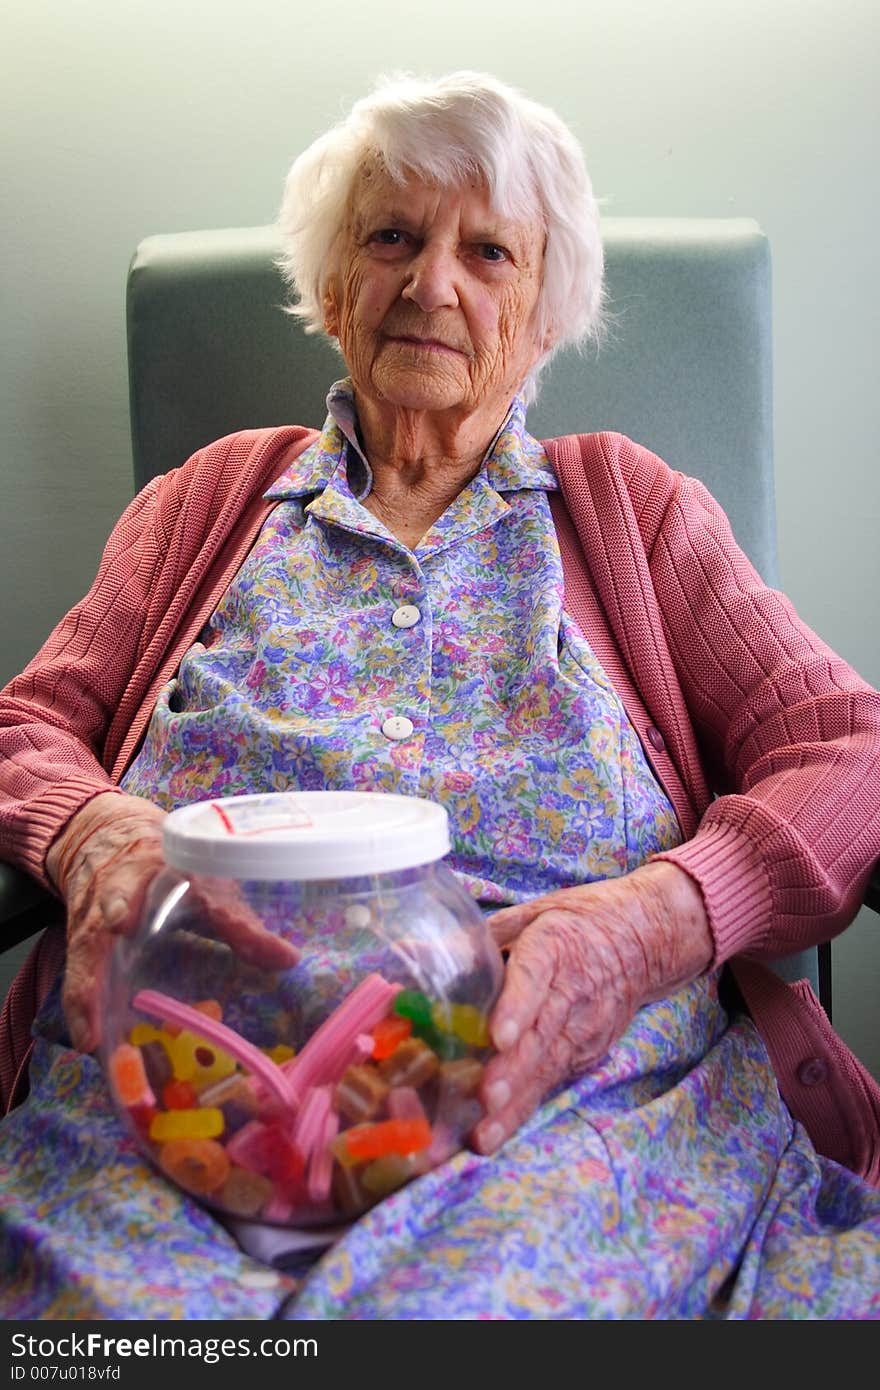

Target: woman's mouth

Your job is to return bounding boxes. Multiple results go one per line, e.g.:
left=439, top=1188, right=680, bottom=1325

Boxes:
left=384, top=334, right=469, bottom=357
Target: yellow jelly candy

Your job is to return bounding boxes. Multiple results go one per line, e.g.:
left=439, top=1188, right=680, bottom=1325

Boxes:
left=149, top=1107, right=224, bottom=1142
left=164, top=1030, right=237, bottom=1088
left=430, top=1001, right=490, bottom=1047
left=129, top=1023, right=165, bottom=1047
left=452, top=1004, right=491, bottom=1047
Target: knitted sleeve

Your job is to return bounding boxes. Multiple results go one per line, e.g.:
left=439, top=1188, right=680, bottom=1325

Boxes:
left=0, top=468, right=186, bottom=883
left=647, top=462, right=880, bottom=964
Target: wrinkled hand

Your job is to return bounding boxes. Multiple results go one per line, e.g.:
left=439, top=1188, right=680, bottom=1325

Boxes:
left=472, top=861, right=713, bottom=1155
left=47, top=792, right=168, bottom=1052
left=46, top=791, right=298, bottom=1053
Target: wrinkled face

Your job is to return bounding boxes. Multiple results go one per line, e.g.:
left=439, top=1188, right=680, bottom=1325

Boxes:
left=323, top=163, right=548, bottom=419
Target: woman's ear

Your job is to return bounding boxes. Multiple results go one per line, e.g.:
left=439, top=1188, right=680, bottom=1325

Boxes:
left=540, top=318, right=559, bottom=354
left=322, top=281, right=339, bottom=338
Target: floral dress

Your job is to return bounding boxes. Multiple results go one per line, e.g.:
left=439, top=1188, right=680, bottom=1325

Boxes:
left=1, top=385, right=878, bottom=1319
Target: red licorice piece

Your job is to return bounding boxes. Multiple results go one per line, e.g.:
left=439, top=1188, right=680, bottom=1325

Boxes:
left=162, top=1079, right=198, bottom=1110
left=129, top=1103, right=158, bottom=1137
left=226, top=1119, right=305, bottom=1190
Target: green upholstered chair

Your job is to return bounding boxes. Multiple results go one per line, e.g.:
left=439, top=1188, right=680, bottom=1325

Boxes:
left=4, top=216, right=878, bottom=1013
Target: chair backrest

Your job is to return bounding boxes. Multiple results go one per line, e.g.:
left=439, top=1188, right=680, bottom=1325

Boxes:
left=126, top=218, right=819, bottom=989
left=127, top=218, right=776, bottom=578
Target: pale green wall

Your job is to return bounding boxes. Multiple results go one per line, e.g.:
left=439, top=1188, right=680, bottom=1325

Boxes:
left=2, top=0, right=878, bottom=1072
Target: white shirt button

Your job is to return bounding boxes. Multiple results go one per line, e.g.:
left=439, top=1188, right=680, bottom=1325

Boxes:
left=391, top=604, right=421, bottom=629
left=237, top=1270, right=281, bottom=1290
left=382, top=715, right=414, bottom=741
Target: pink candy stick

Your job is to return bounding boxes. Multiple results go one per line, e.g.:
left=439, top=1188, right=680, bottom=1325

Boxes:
left=282, top=973, right=401, bottom=1099
left=132, top=989, right=298, bottom=1113
left=342, top=1033, right=375, bottom=1070
left=308, top=1106, right=340, bottom=1203
left=289, top=1085, right=331, bottom=1163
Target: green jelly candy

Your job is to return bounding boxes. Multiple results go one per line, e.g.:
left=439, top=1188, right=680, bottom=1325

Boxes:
left=393, top=988, right=433, bottom=1030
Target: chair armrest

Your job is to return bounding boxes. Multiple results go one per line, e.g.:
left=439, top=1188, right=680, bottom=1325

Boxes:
left=865, top=863, right=880, bottom=916
left=2, top=857, right=877, bottom=952
left=0, top=861, right=64, bottom=953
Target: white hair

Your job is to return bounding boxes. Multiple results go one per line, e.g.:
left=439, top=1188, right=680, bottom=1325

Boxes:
left=276, top=70, right=606, bottom=404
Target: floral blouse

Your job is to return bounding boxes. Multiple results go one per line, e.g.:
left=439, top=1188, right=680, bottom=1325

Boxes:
left=122, top=381, right=682, bottom=898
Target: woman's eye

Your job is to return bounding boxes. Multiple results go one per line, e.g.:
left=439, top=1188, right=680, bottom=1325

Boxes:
left=477, top=244, right=508, bottom=263
left=371, top=229, right=408, bottom=247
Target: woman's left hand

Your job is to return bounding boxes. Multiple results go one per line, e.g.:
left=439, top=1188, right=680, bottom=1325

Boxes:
left=472, top=861, right=714, bottom=1155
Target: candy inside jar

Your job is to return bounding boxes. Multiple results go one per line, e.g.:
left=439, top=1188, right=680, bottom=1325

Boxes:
left=100, top=791, right=504, bottom=1228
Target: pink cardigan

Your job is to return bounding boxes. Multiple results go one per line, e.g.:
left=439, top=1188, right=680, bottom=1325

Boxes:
left=1, top=426, right=879, bottom=1179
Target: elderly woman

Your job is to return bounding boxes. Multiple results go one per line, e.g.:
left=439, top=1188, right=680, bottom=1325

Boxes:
left=1, top=70, right=879, bottom=1321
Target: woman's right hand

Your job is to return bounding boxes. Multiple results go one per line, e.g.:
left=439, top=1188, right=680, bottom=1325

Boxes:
left=46, top=791, right=168, bottom=1053
left=46, top=791, right=301, bottom=1054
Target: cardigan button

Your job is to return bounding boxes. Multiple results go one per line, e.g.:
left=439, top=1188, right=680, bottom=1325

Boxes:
left=646, top=726, right=666, bottom=753
left=796, top=1057, right=828, bottom=1087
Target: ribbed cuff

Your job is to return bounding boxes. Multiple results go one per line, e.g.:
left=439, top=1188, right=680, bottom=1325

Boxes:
left=15, top=778, right=123, bottom=885
left=652, top=820, right=774, bottom=965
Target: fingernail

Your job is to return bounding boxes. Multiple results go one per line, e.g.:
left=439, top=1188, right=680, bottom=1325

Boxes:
left=68, top=1011, right=93, bottom=1053
left=479, top=1122, right=504, bottom=1153
left=486, top=1079, right=510, bottom=1111
left=104, top=896, right=128, bottom=926
left=494, top=1018, right=519, bottom=1049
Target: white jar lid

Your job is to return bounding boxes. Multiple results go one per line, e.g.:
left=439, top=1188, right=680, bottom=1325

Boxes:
left=162, top=791, right=451, bottom=881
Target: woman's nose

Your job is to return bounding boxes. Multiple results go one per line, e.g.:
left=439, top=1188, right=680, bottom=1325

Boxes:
left=401, top=246, right=460, bottom=312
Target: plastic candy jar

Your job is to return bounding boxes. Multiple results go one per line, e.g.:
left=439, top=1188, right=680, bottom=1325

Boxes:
left=100, top=791, right=504, bottom=1228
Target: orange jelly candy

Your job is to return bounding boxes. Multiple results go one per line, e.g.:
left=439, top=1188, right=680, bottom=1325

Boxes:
left=193, top=1000, right=223, bottom=1022
left=159, top=999, right=222, bottom=1040
left=334, top=1116, right=432, bottom=1167
left=109, top=1043, right=155, bottom=1108
left=158, top=1137, right=230, bottom=1195
left=370, top=1014, right=412, bottom=1060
